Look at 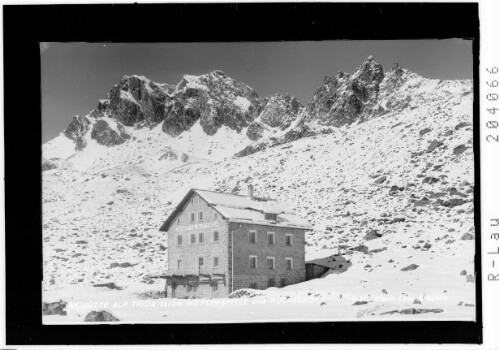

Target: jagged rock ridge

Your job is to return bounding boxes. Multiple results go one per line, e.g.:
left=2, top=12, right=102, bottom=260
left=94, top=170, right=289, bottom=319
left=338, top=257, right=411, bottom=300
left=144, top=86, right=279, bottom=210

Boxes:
left=45, top=56, right=472, bottom=170
left=55, top=56, right=394, bottom=155
left=306, top=55, right=385, bottom=126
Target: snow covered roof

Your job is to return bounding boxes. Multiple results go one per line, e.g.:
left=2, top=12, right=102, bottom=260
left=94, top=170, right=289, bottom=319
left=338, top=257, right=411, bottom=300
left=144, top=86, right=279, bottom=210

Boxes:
left=159, top=188, right=312, bottom=231
left=305, top=255, right=351, bottom=270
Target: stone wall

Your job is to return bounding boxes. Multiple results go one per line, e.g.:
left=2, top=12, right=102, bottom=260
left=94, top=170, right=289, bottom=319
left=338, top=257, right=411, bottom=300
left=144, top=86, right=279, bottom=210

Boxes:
left=228, top=222, right=306, bottom=291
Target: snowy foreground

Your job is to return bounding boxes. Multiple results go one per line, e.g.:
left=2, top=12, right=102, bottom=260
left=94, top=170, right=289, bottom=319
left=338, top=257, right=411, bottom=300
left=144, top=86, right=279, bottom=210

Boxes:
left=42, top=68, right=475, bottom=323
left=44, top=234, right=475, bottom=323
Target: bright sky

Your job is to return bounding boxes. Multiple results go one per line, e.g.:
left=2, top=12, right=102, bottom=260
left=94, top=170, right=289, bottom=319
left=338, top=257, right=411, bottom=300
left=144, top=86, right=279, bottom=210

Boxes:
left=41, top=40, right=472, bottom=142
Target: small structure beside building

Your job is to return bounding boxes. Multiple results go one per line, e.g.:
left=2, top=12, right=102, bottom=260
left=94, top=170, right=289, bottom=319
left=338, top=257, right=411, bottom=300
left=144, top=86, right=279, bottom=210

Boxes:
left=158, top=185, right=312, bottom=298
left=305, top=255, right=352, bottom=280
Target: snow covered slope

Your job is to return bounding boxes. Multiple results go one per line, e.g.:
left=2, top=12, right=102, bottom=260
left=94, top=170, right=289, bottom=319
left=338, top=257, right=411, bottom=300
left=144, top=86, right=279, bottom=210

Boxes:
left=42, top=57, right=475, bottom=322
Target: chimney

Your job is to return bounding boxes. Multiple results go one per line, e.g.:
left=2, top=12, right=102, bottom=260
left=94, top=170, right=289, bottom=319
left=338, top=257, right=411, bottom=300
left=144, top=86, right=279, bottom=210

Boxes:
left=247, top=184, right=254, bottom=198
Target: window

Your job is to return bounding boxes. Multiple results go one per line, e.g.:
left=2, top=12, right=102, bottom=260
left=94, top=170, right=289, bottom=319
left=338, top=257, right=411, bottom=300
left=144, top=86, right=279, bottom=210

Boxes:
left=213, top=255, right=220, bottom=268
left=267, top=232, right=275, bottom=245
left=189, top=212, right=195, bottom=223
left=249, top=255, right=258, bottom=269
left=187, top=284, right=196, bottom=292
left=211, top=282, right=218, bottom=291
left=285, top=234, right=293, bottom=246
left=177, top=218, right=180, bottom=225
left=285, top=257, right=293, bottom=270
left=249, top=282, right=257, bottom=289
left=268, top=278, right=275, bottom=287
left=198, top=211, right=204, bottom=221
left=249, top=230, right=257, bottom=244
left=265, top=213, right=277, bottom=221
left=214, top=213, right=218, bottom=220
left=176, top=234, right=183, bottom=246
left=198, top=232, right=204, bottom=243
left=267, top=257, right=275, bottom=270
left=189, top=198, right=194, bottom=205
left=198, top=256, right=204, bottom=273
left=190, top=233, right=196, bottom=244
left=212, top=230, right=220, bottom=242
left=177, top=260, right=182, bottom=269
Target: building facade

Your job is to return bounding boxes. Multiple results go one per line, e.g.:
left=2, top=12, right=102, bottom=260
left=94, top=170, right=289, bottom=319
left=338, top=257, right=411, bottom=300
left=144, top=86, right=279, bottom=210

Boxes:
left=159, top=187, right=311, bottom=298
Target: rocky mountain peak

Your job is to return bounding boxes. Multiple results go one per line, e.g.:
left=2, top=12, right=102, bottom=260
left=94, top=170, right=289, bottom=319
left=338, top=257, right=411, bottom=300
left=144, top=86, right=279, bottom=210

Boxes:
left=306, top=55, right=385, bottom=127
left=244, top=92, right=304, bottom=141
left=163, top=71, right=261, bottom=136
left=63, top=114, right=91, bottom=151
left=259, top=93, right=303, bottom=129
left=54, top=56, right=459, bottom=161
left=352, top=55, right=384, bottom=86
left=210, top=70, right=227, bottom=78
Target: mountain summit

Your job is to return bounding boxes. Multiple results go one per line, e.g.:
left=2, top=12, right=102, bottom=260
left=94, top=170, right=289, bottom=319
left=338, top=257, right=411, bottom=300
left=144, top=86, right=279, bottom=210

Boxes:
left=43, top=56, right=472, bottom=170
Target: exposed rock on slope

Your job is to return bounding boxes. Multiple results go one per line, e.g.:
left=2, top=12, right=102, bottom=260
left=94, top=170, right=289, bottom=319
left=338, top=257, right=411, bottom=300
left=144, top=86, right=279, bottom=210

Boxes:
left=245, top=93, right=304, bottom=140
left=42, top=158, right=58, bottom=171
left=64, top=115, right=91, bottom=151
left=91, top=119, right=131, bottom=146
left=307, top=56, right=384, bottom=127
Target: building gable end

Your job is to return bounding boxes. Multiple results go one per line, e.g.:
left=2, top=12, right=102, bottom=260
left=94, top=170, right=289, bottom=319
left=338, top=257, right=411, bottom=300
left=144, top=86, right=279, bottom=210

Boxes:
left=159, top=189, right=227, bottom=232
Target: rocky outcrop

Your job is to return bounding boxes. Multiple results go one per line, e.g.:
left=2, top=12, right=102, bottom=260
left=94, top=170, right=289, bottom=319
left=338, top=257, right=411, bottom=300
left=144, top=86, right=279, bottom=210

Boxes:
left=90, top=119, right=130, bottom=146
left=63, top=115, right=91, bottom=151
left=107, top=75, right=174, bottom=127
left=307, top=56, right=385, bottom=127
left=246, top=121, right=266, bottom=141
left=108, top=82, right=144, bottom=126
left=163, top=71, right=261, bottom=136
left=42, top=300, right=67, bottom=315
left=400, top=264, right=419, bottom=271
left=84, top=310, right=120, bottom=322
left=259, top=93, right=302, bottom=129
left=234, top=143, right=267, bottom=158
left=162, top=99, right=203, bottom=137
left=42, top=158, right=58, bottom=171
left=245, top=93, right=303, bottom=140
left=282, top=117, right=316, bottom=143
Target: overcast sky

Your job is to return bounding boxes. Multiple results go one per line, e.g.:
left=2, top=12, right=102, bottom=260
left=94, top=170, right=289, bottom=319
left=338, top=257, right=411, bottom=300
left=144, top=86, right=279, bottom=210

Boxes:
left=41, top=40, right=472, bottom=142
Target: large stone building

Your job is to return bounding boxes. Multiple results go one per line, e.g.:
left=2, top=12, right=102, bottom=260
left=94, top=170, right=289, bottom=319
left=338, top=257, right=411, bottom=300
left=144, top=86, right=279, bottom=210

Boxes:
left=158, top=186, right=312, bottom=298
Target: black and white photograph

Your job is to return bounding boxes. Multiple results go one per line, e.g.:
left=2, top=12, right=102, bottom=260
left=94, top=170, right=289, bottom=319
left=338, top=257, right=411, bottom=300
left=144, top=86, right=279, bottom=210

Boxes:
left=6, top=1, right=495, bottom=347
left=40, top=40, right=476, bottom=324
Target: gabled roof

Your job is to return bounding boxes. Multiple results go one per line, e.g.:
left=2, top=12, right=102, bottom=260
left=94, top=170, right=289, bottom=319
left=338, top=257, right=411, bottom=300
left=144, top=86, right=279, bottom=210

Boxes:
left=159, top=188, right=312, bottom=232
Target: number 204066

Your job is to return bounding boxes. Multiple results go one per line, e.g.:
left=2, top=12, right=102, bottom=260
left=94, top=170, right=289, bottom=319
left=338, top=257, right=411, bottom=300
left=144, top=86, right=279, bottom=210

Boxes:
left=486, top=67, right=499, bottom=143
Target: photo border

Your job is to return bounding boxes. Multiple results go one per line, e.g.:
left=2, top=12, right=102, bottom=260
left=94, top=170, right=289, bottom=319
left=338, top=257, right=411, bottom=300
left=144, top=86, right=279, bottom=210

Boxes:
left=3, top=2, right=482, bottom=345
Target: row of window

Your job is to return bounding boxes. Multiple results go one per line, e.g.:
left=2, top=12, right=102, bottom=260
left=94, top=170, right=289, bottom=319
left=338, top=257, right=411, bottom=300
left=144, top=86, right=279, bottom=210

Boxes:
left=176, top=230, right=220, bottom=246
left=177, top=210, right=218, bottom=225
left=249, top=256, right=294, bottom=270
left=175, top=256, right=294, bottom=271
left=179, top=210, right=278, bottom=225
left=175, top=231, right=293, bottom=246
left=176, top=255, right=220, bottom=269
left=250, top=231, right=293, bottom=246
